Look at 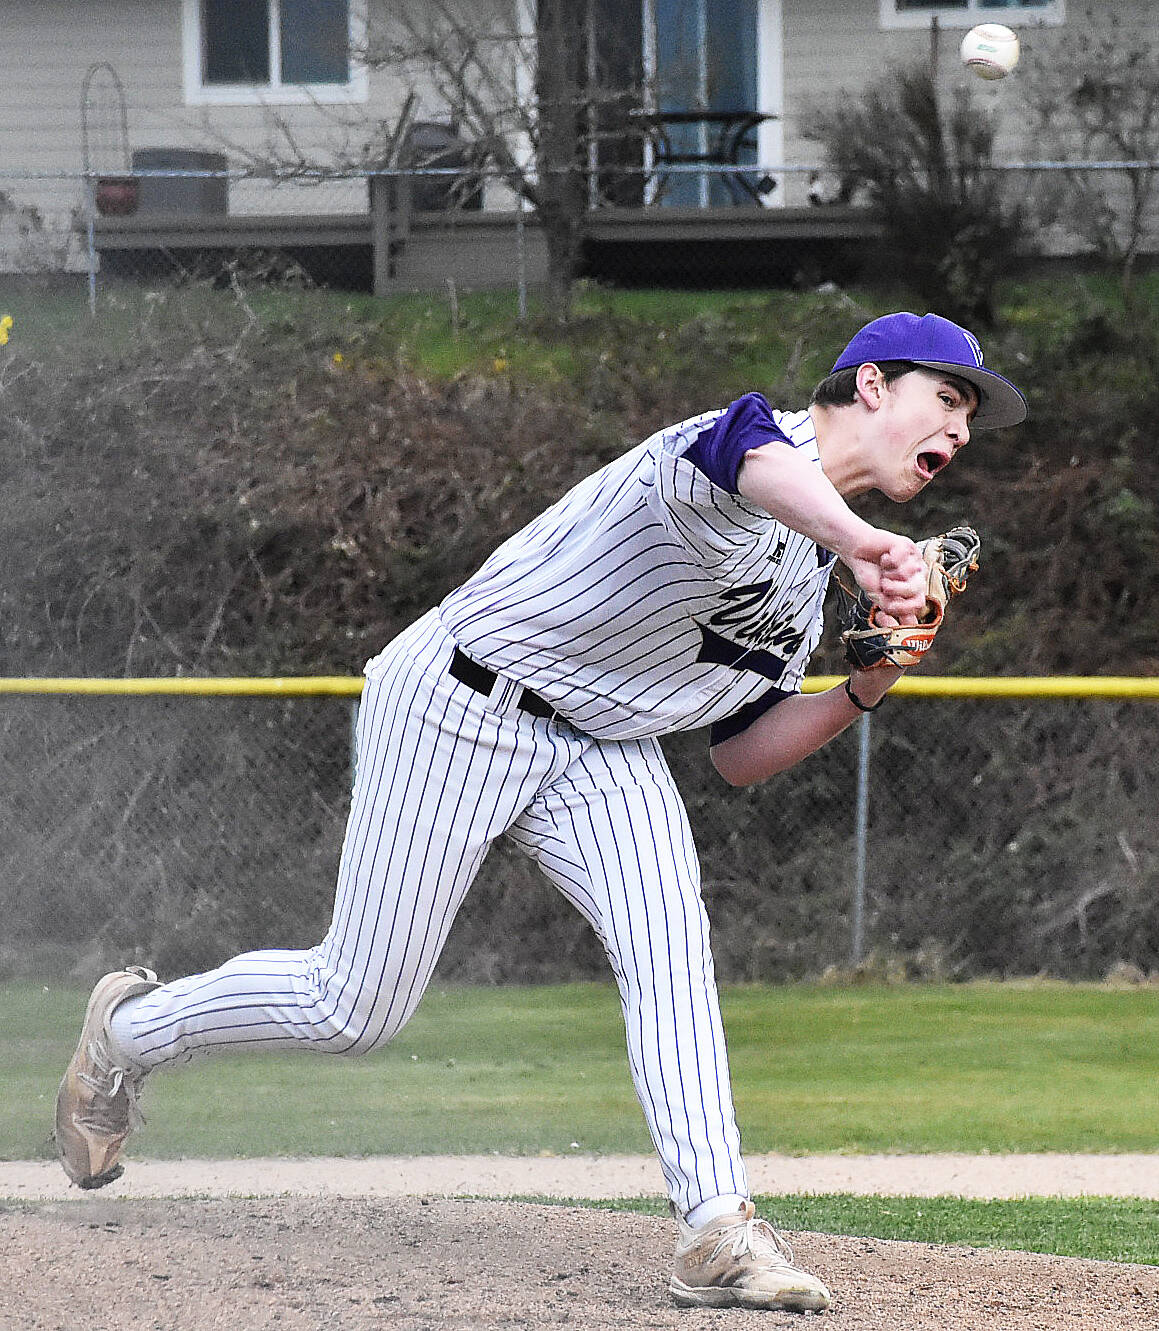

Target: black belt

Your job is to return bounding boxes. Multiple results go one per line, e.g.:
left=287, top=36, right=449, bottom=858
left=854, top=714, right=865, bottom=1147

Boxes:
left=449, top=646, right=560, bottom=721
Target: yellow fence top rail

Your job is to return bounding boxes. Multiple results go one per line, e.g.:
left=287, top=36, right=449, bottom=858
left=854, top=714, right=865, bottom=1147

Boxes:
left=0, top=676, right=364, bottom=697
left=0, top=675, right=1156, bottom=700
left=803, top=675, right=1159, bottom=699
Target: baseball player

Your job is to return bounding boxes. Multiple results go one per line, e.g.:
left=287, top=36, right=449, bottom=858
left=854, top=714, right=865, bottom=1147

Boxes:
left=57, top=311, right=1025, bottom=1312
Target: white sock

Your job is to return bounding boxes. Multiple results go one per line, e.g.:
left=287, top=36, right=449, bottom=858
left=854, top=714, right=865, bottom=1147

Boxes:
left=107, top=994, right=150, bottom=1069
left=684, top=1195, right=748, bottom=1229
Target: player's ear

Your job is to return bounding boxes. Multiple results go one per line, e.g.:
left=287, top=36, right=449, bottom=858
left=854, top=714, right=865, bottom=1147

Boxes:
left=855, top=362, right=887, bottom=411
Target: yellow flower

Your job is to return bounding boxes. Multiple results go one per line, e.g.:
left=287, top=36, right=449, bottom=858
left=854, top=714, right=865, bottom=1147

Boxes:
left=492, top=357, right=508, bottom=373
left=332, top=352, right=344, bottom=366
left=0, top=314, right=12, bottom=346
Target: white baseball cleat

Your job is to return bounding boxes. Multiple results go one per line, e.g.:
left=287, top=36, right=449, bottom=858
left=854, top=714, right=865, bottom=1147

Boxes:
left=669, top=1200, right=832, bottom=1312
left=55, top=966, right=160, bottom=1189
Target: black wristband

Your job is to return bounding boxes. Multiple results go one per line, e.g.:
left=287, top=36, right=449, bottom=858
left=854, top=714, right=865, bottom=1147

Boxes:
left=844, top=677, right=885, bottom=713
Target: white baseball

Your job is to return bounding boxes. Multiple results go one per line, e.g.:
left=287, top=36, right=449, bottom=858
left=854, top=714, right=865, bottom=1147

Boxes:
left=960, top=23, right=1020, bottom=81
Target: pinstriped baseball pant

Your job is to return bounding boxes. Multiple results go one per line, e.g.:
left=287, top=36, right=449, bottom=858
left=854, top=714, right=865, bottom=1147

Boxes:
left=120, top=609, right=748, bottom=1214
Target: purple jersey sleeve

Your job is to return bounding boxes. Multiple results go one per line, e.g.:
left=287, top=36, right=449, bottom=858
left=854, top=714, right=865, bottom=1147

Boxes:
left=683, top=392, right=795, bottom=494
left=708, top=683, right=794, bottom=746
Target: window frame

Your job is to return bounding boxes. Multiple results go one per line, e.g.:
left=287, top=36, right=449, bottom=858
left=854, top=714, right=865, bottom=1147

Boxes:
left=879, top=0, right=1066, bottom=29
left=182, top=0, right=368, bottom=106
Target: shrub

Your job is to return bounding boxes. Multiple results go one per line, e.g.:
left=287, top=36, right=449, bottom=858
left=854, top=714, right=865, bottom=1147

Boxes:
left=805, top=66, right=1030, bottom=328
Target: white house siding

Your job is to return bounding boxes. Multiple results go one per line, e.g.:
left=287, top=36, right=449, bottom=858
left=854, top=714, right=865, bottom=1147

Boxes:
left=0, top=0, right=480, bottom=269
left=779, top=0, right=1032, bottom=204
left=779, top=0, right=925, bottom=205
left=777, top=1, right=1159, bottom=211
left=0, top=1, right=183, bottom=267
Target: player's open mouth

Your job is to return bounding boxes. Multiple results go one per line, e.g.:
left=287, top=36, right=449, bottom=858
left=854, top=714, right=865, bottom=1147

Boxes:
left=916, top=449, right=950, bottom=480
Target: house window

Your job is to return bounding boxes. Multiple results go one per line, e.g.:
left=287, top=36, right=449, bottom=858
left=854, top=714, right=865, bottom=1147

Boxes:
left=881, top=0, right=1065, bottom=27
left=183, top=0, right=368, bottom=104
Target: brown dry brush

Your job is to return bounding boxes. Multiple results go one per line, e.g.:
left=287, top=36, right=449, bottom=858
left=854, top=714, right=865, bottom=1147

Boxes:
left=0, top=317, right=599, bottom=680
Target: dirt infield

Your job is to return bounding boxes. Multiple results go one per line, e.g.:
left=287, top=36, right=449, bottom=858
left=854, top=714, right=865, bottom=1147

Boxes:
left=4, top=1156, right=1159, bottom=1329
left=8, top=1151, right=1159, bottom=1202
left=4, top=1193, right=1158, bottom=1331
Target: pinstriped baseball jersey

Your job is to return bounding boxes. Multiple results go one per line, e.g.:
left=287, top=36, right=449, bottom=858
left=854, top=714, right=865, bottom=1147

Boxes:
left=438, top=393, right=836, bottom=740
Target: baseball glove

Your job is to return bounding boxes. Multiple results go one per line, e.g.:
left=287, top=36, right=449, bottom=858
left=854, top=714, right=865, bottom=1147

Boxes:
left=838, top=525, right=981, bottom=669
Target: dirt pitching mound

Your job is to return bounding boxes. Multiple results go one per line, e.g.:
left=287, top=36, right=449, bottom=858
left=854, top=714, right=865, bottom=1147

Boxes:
left=5, top=1195, right=1157, bottom=1330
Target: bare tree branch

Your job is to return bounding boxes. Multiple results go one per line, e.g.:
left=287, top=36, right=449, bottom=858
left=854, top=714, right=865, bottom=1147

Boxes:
left=1020, top=16, right=1159, bottom=295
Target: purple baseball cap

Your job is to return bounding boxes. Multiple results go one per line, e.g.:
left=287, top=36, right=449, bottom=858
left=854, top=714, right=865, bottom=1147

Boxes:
left=832, top=312, right=1027, bottom=429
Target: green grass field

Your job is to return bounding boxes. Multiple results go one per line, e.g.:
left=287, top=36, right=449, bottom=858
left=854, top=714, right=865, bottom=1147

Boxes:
left=10, top=978, right=1159, bottom=1263
left=590, top=1195, right=1159, bottom=1266
left=9, top=978, right=1159, bottom=1159
left=0, top=280, right=820, bottom=407
left=5, top=268, right=1150, bottom=394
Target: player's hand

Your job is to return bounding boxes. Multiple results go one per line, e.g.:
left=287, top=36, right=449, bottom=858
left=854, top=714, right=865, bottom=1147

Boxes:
left=843, top=530, right=925, bottom=625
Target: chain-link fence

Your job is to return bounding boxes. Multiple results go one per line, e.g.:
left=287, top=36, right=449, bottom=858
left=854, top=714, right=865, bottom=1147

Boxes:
left=0, top=160, right=1153, bottom=298
left=3, top=684, right=1156, bottom=987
